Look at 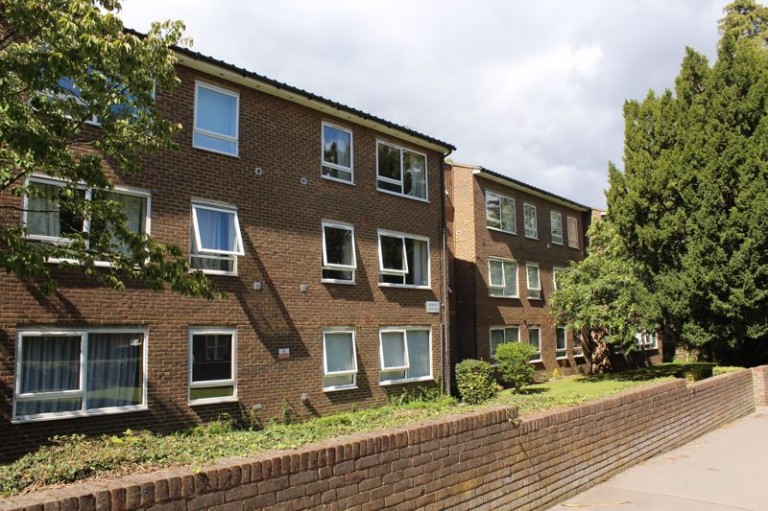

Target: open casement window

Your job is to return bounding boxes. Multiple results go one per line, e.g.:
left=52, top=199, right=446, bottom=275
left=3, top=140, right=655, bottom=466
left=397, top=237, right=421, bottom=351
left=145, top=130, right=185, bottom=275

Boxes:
left=526, top=263, right=541, bottom=299
left=322, top=221, right=356, bottom=283
left=556, top=327, right=568, bottom=359
left=379, top=329, right=432, bottom=384
left=321, top=123, right=354, bottom=183
left=322, top=329, right=358, bottom=391
left=488, top=258, right=518, bottom=297
left=486, top=192, right=516, bottom=233
left=190, top=202, right=244, bottom=275
left=528, top=328, right=542, bottom=362
left=524, top=203, right=538, bottom=239
left=489, top=326, right=520, bottom=361
left=377, top=231, right=430, bottom=287
left=189, top=329, right=236, bottom=404
left=193, top=82, right=239, bottom=157
left=550, top=211, right=563, bottom=245
left=567, top=216, right=580, bottom=249
left=14, top=329, right=147, bottom=422
left=376, top=141, right=428, bottom=200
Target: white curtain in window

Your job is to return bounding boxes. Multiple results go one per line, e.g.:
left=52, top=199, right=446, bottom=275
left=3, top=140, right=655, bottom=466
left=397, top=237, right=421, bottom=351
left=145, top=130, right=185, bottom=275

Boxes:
left=86, top=333, right=142, bottom=409
left=408, top=239, right=428, bottom=286
left=504, top=263, right=517, bottom=294
left=26, top=183, right=60, bottom=237
left=406, top=330, right=430, bottom=378
left=18, top=335, right=81, bottom=415
left=196, top=208, right=233, bottom=252
left=325, top=332, right=354, bottom=374
left=404, top=151, right=426, bottom=199
left=381, top=331, right=407, bottom=369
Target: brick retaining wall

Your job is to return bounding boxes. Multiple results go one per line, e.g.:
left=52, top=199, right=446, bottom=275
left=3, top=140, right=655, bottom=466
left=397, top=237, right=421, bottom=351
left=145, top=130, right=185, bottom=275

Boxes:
left=1, top=368, right=759, bottom=511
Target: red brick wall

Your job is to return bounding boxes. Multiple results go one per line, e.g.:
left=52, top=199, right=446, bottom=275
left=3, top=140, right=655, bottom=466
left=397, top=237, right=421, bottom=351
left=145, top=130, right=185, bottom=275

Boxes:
left=1, top=368, right=758, bottom=511
left=0, top=65, right=447, bottom=460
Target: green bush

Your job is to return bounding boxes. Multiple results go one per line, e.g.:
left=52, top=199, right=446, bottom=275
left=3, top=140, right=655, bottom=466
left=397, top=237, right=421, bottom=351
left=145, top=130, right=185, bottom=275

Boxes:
left=713, top=366, right=744, bottom=376
left=679, top=362, right=715, bottom=382
left=456, top=359, right=498, bottom=404
left=495, top=342, right=537, bottom=392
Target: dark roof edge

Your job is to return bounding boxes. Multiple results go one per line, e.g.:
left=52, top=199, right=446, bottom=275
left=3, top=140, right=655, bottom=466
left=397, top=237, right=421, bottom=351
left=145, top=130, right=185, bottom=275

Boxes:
left=125, top=29, right=455, bottom=153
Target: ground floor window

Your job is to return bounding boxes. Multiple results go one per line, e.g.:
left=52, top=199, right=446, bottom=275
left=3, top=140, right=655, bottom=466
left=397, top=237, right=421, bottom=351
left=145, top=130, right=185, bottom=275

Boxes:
left=489, top=326, right=520, bottom=361
left=556, top=327, right=568, bottom=359
left=379, top=328, right=432, bottom=384
left=189, top=328, right=236, bottom=404
left=14, top=329, right=146, bottom=421
left=323, top=329, right=358, bottom=391
left=528, top=327, right=542, bottom=362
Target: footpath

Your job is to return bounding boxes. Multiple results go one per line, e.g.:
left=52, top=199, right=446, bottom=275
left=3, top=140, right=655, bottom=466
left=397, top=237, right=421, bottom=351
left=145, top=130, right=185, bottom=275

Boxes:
left=547, top=408, right=768, bottom=510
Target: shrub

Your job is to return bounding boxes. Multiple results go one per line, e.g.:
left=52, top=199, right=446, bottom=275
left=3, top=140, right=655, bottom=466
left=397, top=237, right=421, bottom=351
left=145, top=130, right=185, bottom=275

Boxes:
left=456, top=359, right=498, bottom=404
left=495, top=342, right=536, bottom=392
left=678, top=362, right=715, bottom=382
left=713, top=366, right=744, bottom=376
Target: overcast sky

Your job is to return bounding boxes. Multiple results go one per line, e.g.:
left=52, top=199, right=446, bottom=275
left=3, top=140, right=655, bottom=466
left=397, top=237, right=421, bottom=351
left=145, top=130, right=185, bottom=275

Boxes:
left=119, top=0, right=726, bottom=208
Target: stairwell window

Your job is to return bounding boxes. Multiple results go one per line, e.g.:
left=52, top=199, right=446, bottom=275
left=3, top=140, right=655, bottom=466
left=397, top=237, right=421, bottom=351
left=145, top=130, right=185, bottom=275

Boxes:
left=323, top=329, right=358, bottom=391
left=526, top=263, right=541, bottom=300
left=377, top=230, right=430, bottom=288
left=376, top=141, right=428, bottom=201
left=322, top=221, right=356, bottom=284
left=189, top=328, right=236, bottom=404
left=321, top=123, right=353, bottom=184
left=190, top=201, right=244, bottom=275
left=488, top=258, right=518, bottom=297
left=379, top=328, right=432, bottom=385
left=193, top=82, right=239, bottom=157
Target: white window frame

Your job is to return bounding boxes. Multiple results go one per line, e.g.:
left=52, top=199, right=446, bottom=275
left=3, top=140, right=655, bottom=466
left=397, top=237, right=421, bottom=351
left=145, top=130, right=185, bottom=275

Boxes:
left=190, top=200, right=243, bottom=276
left=489, top=326, right=520, bottom=361
left=321, top=220, right=357, bottom=284
left=524, top=202, right=538, bottom=239
left=556, top=327, right=568, bottom=360
left=377, top=229, right=431, bottom=289
left=193, top=81, right=240, bottom=157
left=488, top=257, right=518, bottom=298
left=378, top=327, right=433, bottom=385
left=485, top=191, right=516, bottom=234
left=526, top=262, right=541, bottom=300
left=13, top=327, right=148, bottom=423
left=321, top=122, right=354, bottom=185
left=528, top=327, right=542, bottom=363
left=322, top=328, right=358, bottom=392
left=635, top=331, right=659, bottom=350
left=550, top=210, right=563, bottom=245
left=573, top=330, right=585, bottom=358
left=375, top=141, right=429, bottom=202
left=553, top=266, right=564, bottom=291
left=188, top=327, right=237, bottom=405
left=567, top=216, right=580, bottom=249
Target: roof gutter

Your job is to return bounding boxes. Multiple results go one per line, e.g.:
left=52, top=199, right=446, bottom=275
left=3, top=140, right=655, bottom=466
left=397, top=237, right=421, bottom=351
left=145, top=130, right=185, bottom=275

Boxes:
left=471, top=167, right=590, bottom=212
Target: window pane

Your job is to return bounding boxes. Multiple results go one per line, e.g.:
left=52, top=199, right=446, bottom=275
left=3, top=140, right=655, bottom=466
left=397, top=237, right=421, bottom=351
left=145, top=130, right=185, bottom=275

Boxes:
left=524, top=204, right=537, bottom=237
left=551, top=211, right=563, bottom=243
left=190, top=254, right=235, bottom=273
left=556, top=328, right=567, bottom=351
left=194, top=207, right=240, bottom=254
left=324, top=226, right=354, bottom=267
left=20, top=336, right=81, bottom=394
left=528, top=329, right=541, bottom=350
left=490, top=329, right=505, bottom=357
left=567, top=217, right=579, bottom=248
left=16, top=397, right=82, bottom=416
left=322, top=126, right=352, bottom=169
left=323, top=374, right=355, bottom=388
left=406, top=330, right=430, bottom=379
left=486, top=193, right=500, bottom=228
left=86, top=333, right=143, bottom=409
left=501, top=197, right=516, bottom=232
left=403, top=151, right=426, bottom=199
left=489, top=260, right=504, bottom=287
left=192, top=334, right=232, bottom=382
left=325, top=332, right=355, bottom=374
left=504, top=262, right=518, bottom=295
left=381, top=331, right=407, bottom=369
left=377, top=144, right=402, bottom=182
left=196, top=86, right=237, bottom=138
left=505, top=327, right=519, bottom=342
left=190, top=386, right=234, bottom=401
left=404, top=238, right=428, bottom=286
left=527, top=265, right=540, bottom=289
left=380, top=235, right=406, bottom=273
left=193, top=132, right=237, bottom=155
left=26, top=182, right=84, bottom=238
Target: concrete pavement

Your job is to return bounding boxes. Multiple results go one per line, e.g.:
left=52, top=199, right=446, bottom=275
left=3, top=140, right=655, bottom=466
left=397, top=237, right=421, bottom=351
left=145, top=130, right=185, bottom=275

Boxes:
left=547, top=408, right=768, bottom=511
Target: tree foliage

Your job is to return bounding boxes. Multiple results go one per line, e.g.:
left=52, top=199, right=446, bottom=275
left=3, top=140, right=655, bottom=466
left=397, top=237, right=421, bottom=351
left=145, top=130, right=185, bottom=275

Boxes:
left=494, top=341, right=536, bottom=392
left=0, top=0, right=216, bottom=297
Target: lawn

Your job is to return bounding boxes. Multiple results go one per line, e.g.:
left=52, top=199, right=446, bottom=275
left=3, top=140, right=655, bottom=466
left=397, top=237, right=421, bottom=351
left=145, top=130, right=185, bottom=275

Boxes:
left=0, top=364, right=733, bottom=497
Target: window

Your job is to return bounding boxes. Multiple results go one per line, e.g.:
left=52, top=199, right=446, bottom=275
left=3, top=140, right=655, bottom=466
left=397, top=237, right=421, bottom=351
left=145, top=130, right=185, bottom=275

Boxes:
left=490, top=326, right=520, bottom=360
left=550, top=211, right=563, bottom=245
left=321, top=123, right=353, bottom=183
left=526, top=263, right=541, bottom=299
left=567, top=216, right=580, bottom=249
left=573, top=330, right=584, bottom=357
left=377, top=231, right=430, bottom=287
left=323, top=329, right=357, bottom=391
left=24, top=177, right=149, bottom=252
left=488, top=258, right=518, bottom=297
left=553, top=266, right=564, bottom=291
left=556, top=328, right=568, bottom=359
left=14, top=329, right=146, bottom=422
left=376, top=141, right=428, bottom=200
left=189, top=329, right=236, bottom=404
left=193, top=82, right=239, bottom=156
left=528, top=327, right=542, bottom=362
left=379, top=328, right=432, bottom=384
left=524, top=203, right=538, bottom=239
left=486, top=192, right=516, bottom=233
left=635, top=332, right=658, bottom=350
left=190, top=201, right=244, bottom=275
left=322, top=221, right=356, bottom=283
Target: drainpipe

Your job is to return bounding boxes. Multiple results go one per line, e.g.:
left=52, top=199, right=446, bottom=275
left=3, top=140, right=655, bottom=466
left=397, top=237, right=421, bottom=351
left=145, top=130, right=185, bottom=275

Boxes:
left=439, top=148, right=453, bottom=395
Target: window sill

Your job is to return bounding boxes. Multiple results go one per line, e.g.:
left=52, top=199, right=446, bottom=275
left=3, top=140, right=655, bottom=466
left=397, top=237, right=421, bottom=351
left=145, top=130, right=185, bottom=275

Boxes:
left=489, top=294, right=520, bottom=299
left=378, top=283, right=431, bottom=290
left=189, top=396, right=238, bottom=406
left=322, top=279, right=356, bottom=286
left=487, top=226, right=517, bottom=236
left=556, top=355, right=568, bottom=361
left=321, top=174, right=355, bottom=186
left=12, top=404, right=148, bottom=424
left=379, top=376, right=434, bottom=386
left=574, top=353, right=585, bottom=359
left=323, top=385, right=358, bottom=393
left=190, top=268, right=239, bottom=277
left=527, top=296, right=542, bottom=301
left=376, top=188, right=430, bottom=204
left=525, top=235, right=539, bottom=240
left=551, top=240, right=564, bottom=246
left=529, top=358, right=542, bottom=364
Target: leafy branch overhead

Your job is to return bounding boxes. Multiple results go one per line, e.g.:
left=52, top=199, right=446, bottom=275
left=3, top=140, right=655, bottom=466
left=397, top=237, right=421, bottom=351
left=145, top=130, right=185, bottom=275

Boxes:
left=0, top=0, right=216, bottom=297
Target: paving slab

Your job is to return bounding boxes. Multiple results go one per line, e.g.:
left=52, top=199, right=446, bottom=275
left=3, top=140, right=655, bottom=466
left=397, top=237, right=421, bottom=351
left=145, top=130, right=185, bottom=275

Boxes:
left=547, top=408, right=768, bottom=511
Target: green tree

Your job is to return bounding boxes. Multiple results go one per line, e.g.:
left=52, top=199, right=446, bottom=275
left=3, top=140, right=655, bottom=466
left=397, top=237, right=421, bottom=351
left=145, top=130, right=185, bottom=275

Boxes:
left=494, top=341, right=536, bottom=392
left=0, top=0, right=216, bottom=297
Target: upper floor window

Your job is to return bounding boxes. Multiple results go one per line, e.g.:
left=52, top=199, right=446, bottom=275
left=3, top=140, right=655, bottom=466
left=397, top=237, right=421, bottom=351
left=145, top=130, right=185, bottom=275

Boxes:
left=553, top=266, right=565, bottom=290
left=322, top=221, right=356, bottom=284
left=489, top=258, right=518, bottom=298
left=556, top=327, right=568, bottom=359
left=550, top=211, right=563, bottom=245
left=376, top=141, right=428, bottom=201
left=193, top=82, right=239, bottom=157
left=321, top=123, right=353, bottom=184
left=524, top=203, right=538, bottom=239
left=486, top=191, right=516, bottom=234
left=14, top=329, right=147, bottom=422
left=377, top=230, right=430, bottom=288
left=490, top=326, right=519, bottom=360
left=190, top=201, right=244, bottom=275
left=379, top=328, right=432, bottom=385
left=323, top=329, right=358, bottom=391
left=567, top=216, right=580, bottom=249
left=189, top=328, right=236, bottom=404
left=526, top=263, right=541, bottom=300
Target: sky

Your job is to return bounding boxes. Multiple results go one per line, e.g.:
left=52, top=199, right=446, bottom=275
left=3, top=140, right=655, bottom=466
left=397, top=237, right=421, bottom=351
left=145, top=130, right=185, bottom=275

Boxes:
left=118, top=0, right=726, bottom=209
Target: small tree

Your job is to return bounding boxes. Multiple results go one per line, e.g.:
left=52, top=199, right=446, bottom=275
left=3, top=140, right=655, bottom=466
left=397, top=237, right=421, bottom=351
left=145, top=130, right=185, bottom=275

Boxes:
left=455, top=359, right=497, bottom=404
left=495, top=342, right=536, bottom=392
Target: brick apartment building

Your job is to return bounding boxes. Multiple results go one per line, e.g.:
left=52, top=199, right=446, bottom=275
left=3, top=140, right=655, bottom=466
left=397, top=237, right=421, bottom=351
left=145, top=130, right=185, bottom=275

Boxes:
left=0, top=46, right=455, bottom=460
left=447, top=163, right=595, bottom=374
